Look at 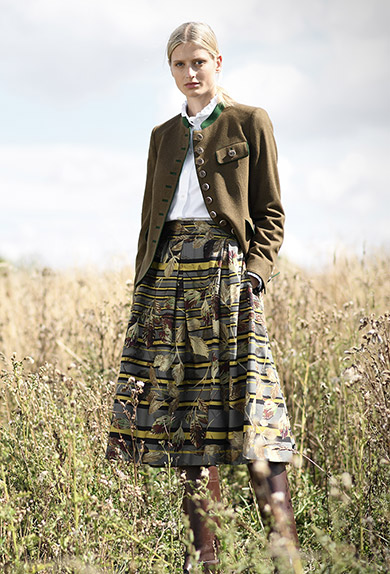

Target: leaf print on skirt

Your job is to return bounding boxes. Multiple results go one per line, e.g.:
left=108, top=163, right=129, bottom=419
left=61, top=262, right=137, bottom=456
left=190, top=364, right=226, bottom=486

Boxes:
left=106, top=220, right=295, bottom=466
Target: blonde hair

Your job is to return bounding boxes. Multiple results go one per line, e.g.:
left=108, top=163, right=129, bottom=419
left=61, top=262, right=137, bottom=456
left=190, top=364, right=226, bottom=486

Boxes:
left=167, top=22, right=235, bottom=107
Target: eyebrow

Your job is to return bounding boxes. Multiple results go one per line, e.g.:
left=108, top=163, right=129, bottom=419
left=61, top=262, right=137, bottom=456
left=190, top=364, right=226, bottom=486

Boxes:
left=172, top=56, right=204, bottom=63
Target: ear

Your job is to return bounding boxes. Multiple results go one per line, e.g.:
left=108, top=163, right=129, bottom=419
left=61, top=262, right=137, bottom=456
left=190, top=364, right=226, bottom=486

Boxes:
left=215, top=54, right=222, bottom=73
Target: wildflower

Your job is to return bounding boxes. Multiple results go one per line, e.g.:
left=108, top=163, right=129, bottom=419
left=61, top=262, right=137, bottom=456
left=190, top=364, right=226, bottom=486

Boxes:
left=38, top=471, right=49, bottom=482
left=201, top=467, right=210, bottom=479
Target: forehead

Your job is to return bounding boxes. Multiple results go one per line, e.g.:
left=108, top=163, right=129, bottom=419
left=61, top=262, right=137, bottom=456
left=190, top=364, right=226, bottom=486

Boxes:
left=171, top=42, right=212, bottom=61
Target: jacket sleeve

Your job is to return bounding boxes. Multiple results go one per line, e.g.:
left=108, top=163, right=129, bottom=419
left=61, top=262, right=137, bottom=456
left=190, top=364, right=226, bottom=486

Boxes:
left=246, top=108, right=285, bottom=288
left=134, top=127, right=157, bottom=286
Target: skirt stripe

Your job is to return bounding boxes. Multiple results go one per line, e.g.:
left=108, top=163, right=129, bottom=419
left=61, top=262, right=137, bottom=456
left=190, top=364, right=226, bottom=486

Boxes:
left=106, top=219, right=295, bottom=466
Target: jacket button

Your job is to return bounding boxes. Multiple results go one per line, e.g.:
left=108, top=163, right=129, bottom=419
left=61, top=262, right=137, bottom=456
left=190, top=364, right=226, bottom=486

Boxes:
left=202, top=183, right=210, bottom=191
left=205, top=196, right=213, bottom=204
left=196, top=157, right=205, bottom=166
left=228, top=148, right=237, bottom=157
left=195, top=133, right=204, bottom=141
left=230, top=228, right=235, bottom=235
left=219, top=219, right=227, bottom=226
left=199, top=169, right=206, bottom=178
left=210, top=211, right=217, bottom=218
left=195, top=146, right=204, bottom=154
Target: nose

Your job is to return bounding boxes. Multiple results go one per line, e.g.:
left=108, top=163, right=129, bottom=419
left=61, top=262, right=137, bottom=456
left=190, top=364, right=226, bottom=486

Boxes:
left=185, top=66, right=196, bottom=79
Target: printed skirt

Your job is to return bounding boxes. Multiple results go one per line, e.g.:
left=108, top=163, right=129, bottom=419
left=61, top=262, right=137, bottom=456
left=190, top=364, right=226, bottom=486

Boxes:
left=106, top=220, right=295, bottom=466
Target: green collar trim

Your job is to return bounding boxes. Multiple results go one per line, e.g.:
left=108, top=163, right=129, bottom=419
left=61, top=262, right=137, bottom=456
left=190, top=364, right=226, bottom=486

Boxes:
left=201, top=101, right=225, bottom=129
left=181, top=101, right=225, bottom=130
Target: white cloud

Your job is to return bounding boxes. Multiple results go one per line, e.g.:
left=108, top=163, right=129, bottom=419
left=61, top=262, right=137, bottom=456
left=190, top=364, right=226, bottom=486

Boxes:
left=223, top=63, right=314, bottom=129
left=0, top=0, right=162, bottom=99
left=0, top=144, right=145, bottom=267
left=0, top=144, right=145, bottom=211
left=0, top=0, right=389, bottom=269
left=301, top=143, right=390, bottom=212
left=305, top=153, right=370, bottom=204
left=281, top=230, right=345, bottom=270
left=1, top=0, right=388, bottom=107
left=279, top=138, right=390, bottom=268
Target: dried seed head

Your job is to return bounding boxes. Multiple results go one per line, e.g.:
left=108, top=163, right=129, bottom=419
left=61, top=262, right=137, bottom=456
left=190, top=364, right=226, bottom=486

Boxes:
left=341, top=472, right=352, bottom=489
left=292, top=454, right=303, bottom=468
left=252, top=460, right=271, bottom=477
left=271, top=491, right=285, bottom=504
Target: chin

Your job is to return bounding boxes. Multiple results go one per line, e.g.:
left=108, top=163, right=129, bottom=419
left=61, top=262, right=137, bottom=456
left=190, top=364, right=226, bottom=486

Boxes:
left=186, top=89, right=205, bottom=98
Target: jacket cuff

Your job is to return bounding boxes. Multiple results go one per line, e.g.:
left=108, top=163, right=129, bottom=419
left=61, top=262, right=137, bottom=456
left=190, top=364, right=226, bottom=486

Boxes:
left=247, top=271, right=264, bottom=293
left=246, top=256, right=271, bottom=293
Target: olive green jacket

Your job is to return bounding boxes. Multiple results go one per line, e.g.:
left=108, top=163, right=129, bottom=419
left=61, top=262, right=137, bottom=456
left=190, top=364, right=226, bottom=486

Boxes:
left=134, top=102, right=284, bottom=290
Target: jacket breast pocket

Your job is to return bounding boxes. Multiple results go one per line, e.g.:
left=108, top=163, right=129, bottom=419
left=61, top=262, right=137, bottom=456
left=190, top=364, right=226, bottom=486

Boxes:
left=215, top=141, right=249, bottom=164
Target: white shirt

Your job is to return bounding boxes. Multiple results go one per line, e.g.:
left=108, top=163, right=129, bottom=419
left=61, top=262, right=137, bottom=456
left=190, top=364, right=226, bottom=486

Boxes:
left=165, top=95, right=263, bottom=290
left=166, top=95, right=219, bottom=221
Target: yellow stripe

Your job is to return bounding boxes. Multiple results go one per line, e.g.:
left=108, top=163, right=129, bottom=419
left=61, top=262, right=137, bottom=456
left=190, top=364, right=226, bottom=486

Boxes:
left=136, top=397, right=246, bottom=407
left=121, top=339, right=267, bottom=353
left=151, top=260, right=233, bottom=272
left=115, top=393, right=282, bottom=408
left=121, top=353, right=270, bottom=368
left=119, top=358, right=154, bottom=368
left=123, top=329, right=266, bottom=346
left=117, top=363, right=273, bottom=383
left=116, top=372, right=249, bottom=388
left=111, top=426, right=281, bottom=439
left=130, top=305, right=255, bottom=321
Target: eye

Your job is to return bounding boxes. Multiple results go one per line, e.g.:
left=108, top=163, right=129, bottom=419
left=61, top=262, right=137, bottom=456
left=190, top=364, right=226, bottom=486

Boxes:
left=174, top=62, right=184, bottom=67
left=195, top=60, right=205, bottom=66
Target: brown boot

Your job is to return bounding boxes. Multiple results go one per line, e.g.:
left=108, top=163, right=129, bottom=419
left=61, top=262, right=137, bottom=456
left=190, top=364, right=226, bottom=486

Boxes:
left=181, top=465, right=221, bottom=573
left=248, top=461, right=301, bottom=572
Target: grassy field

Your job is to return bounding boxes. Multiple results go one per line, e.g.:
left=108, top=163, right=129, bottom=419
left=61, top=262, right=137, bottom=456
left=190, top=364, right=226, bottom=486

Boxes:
left=0, top=251, right=389, bottom=573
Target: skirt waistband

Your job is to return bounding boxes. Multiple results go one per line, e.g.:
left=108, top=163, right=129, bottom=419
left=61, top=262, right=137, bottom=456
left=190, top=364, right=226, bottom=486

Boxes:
left=162, top=219, right=230, bottom=238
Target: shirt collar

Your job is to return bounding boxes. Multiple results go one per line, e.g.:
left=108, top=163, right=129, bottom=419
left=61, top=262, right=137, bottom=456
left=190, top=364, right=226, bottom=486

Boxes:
left=181, top=94, right=220, bottom=130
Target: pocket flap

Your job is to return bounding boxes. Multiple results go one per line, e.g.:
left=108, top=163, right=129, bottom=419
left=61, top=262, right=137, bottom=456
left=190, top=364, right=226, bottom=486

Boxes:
left=215, top=141, right=249, bottom=164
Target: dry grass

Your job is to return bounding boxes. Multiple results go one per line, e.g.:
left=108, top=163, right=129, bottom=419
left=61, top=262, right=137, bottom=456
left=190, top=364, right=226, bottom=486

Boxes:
left=0, top=251, right=389, bottom=573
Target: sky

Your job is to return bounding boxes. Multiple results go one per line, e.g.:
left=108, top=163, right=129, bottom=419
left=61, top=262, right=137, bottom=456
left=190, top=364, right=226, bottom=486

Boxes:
left=1, top=0, right=389, bottom=271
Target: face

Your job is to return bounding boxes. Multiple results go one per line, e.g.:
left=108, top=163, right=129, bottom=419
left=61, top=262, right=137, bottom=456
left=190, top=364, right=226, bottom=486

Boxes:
left=170, top=42, right=222, bottom=107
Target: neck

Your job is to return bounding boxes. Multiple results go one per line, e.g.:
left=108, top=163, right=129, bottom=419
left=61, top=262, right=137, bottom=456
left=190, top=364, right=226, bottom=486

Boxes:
left=186, top=93, right=217, bottom=117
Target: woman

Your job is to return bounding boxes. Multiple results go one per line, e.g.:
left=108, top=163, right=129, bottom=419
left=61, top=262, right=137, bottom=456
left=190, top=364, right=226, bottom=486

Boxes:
left=107, top=22, right=298, bottom=572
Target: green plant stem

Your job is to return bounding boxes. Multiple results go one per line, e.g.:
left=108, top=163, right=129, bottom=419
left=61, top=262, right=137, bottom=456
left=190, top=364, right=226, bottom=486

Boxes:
left=1, top=464, right=19, bottom=563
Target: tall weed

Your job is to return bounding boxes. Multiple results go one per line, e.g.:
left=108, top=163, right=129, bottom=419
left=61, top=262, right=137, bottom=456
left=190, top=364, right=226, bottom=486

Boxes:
left=0, top=252, right=389, bottom=572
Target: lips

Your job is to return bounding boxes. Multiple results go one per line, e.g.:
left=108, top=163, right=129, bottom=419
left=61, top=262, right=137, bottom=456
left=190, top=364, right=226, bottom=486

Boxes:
left=185, top=82, right=200, bottom=88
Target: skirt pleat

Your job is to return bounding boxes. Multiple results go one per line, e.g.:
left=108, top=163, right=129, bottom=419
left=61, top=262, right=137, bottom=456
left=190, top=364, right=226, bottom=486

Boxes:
left=106, top=220, right=295, bottom=466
